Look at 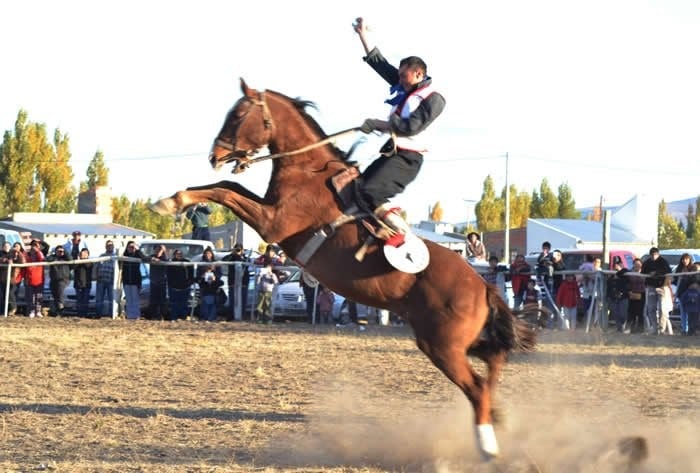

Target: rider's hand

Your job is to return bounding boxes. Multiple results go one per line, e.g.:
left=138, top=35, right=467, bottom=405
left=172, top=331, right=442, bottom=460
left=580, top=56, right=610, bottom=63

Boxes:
left=352, top=17, right=367, bottom=35
left=360, top=118, right=386, bottom=134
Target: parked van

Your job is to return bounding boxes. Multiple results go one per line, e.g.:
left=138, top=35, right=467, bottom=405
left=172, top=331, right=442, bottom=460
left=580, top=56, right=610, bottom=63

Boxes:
left=526, top=248, right=637, bottom=270
left=0, top=229, right=23, bottom=247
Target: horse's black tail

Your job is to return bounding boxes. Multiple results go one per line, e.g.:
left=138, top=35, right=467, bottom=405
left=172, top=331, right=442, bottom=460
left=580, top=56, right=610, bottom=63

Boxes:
left=484, top=284, right=537, bottom=353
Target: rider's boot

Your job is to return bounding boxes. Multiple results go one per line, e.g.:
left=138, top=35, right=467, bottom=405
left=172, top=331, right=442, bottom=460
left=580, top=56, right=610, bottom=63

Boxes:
left=374, top=204, right=411, bottom=247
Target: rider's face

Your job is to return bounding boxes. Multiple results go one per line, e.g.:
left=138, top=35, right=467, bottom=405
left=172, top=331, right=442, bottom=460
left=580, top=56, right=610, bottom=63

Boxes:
left=398, top=65, right=423, bottom=90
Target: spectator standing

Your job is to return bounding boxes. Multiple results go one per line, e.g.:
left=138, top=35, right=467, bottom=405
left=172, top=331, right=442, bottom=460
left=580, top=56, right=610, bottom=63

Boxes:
left=166, top=250, right=194, bottom=321
left=148, top=244, right=169, bottom=320
left=120, top=241, right=146, bottom=320
left=73, top=248, right=93, bottom=318
left=317, top=286, right=336, bottom=324
left=543, top=250, right=566, bottom=323
left=466, top=232, right=486, bottom=262
left=555, top=273, right=580, bottom=330
left=47, top=245, right=72, bottom=316
left=0, top=242, right=13, bottom=315
left=640, top=247, right=672, bottom=334
left=5, top=243, right=26, bottom=316
left=626, top=258, right=646, bottom=333
left=607, top=257, right=630, bottom=333
left=509, top=254, right=531, bottom=309
left=300, top=270, right=319, bottom=324
left=578, top=256, right=596, bottom=315
left=255, top=263, right=279, bottom=324
left=63, top=230, right=89, bottom=260
left=24, top=240, right=45, bottom=318
left=196, top=247, right=222, bottom=322
left=95, top=240, right=117, bottom=318
left=673, top=253, right=694, bottom=335
left=222, top=243, right=249, bottom=321
left=680, top=281, right=700, bottom=336
left=535, top=241, right=553, bottom=289
left=186, top=203, right=212, bottom=242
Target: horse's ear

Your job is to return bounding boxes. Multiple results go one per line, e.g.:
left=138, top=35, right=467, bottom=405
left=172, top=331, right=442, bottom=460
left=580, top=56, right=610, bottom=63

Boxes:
left=240, top=78, right=255, bottom=98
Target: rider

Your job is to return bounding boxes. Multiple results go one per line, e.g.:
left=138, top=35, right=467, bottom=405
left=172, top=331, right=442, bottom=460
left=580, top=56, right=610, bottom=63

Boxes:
left=352, top=17, right=446, bottom=247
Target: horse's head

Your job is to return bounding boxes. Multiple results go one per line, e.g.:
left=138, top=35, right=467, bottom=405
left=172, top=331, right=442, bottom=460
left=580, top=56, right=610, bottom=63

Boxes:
left=209, top=79, right=274, bottom=173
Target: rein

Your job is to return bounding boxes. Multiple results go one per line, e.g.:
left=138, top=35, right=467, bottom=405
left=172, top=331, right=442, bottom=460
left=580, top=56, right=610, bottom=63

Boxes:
left=225, top=127, right=361, bottom=173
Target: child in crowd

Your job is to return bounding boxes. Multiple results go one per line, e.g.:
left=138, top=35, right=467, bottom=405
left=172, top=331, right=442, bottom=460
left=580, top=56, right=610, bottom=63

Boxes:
left=73, top=248, right=93, bottom=318
left=255, top=263, right=279, bottom=324
left=523, top=279, right=540, bottom=306
left=556, top=273, right=580, bottom=330
left=317, top=286, right=335, bottom=324
left=656, top=276, right=674, bottom=335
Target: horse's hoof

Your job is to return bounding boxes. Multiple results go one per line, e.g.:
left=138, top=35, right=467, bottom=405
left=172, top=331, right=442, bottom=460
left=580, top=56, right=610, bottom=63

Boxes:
left=150, top=198, right=177, bottom=215
left=617, top=436, right=648, bottom=464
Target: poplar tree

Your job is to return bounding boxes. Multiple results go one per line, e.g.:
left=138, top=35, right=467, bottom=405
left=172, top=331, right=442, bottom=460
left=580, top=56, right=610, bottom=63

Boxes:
left=39, top=129, right=76, bottom=212
left=0, top=110, right=42, bottom=212
left=503, top=185, right=531, bottom=229
left=658, top=200, right=686, bottom=248
left=429, top=201, right=444, bottom=222
left=0, top=110, right=76, bottom=213
left=557, top=183, right=580, bottom=219
left=84, top=150, right=109, bottom=188
left=475, top=175, right=503, bottom=232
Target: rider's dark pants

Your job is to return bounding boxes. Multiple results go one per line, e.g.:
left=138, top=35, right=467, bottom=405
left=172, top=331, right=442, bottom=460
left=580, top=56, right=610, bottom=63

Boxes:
left=359, top=148, right=423, bottom=211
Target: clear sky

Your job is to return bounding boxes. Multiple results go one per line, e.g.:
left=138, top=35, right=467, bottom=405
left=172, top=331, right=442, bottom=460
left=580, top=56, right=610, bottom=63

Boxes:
left=2, top=0, right=698, bottom=223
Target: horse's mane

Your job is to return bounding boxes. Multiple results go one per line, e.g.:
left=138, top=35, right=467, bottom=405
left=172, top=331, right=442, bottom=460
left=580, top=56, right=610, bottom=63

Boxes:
left=267, top=89, right=354, bottom=163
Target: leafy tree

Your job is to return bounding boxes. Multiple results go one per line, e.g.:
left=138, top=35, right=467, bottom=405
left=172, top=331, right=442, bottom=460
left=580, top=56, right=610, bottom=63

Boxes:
left=39, top=129, right=76, bottom=212
left=0, top=110, right=76, bottom=214
left=112, top=195, right=132, bottom=226
left=475, top=175, right=503, bottom=232
left=504, top=185, right=531, bottom=229
left=658, top=200, right=686, bottom=248
left=209, top=205, right=238, bottom=228
left=538, top=179, right=558, bottom=218
left=529, top=189, right=542, bottom=218
left=84, top=150, right=109, bottom=188
left=557, top=183, right=580, bottom=219
left=429, top=201, right=444, bottom=222
left=685, top=202, right=696, bottom=241
left=0, top=110, right=43, bottom=212
left=689, top=196, right=700, bottom=247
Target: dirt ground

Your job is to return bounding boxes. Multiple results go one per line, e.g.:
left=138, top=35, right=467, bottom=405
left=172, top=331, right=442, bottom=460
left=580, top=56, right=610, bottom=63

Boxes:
left=0, top=317, right=698, bottom=472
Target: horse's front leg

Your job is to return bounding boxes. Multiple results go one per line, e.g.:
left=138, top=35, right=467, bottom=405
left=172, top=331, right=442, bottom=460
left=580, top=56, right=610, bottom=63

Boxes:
left=151, top=181, right=274, bottom=239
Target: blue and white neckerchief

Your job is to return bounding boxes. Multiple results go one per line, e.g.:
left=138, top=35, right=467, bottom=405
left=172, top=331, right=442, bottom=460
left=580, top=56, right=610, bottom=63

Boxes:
left=384, top=76, right=432, bottom=106
left=384, top=83, right=406, bottom=106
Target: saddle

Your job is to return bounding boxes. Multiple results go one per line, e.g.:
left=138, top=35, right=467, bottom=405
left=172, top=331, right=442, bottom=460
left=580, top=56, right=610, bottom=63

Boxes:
left=327, top=167, right=430, bottom=274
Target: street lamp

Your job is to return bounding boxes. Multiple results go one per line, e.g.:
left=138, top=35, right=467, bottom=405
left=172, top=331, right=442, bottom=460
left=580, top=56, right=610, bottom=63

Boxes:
left=462, top=198, right=478, bottom=232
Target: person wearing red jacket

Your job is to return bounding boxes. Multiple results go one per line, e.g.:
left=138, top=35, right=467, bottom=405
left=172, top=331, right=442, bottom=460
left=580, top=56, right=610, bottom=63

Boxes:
left=556, top=273, right=581, bottom=330
left=25, top=239, right=46, bottom=318
left=509, top=254, right=532, bottom=309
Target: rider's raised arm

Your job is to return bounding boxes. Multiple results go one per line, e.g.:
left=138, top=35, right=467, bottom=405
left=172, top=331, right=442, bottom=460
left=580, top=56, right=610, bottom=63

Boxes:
left=352, top=17, right=373, bottom=55
left=353, top=17, right=399, bottom=86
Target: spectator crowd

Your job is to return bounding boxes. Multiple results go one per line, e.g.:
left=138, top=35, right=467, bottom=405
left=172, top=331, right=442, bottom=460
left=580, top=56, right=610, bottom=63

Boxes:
left=474, top=241, right=700, bottom=337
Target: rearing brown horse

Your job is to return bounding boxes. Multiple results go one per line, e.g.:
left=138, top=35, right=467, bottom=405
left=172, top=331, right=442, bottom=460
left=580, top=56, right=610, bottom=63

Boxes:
left=152, top=79, right=536, bottom=460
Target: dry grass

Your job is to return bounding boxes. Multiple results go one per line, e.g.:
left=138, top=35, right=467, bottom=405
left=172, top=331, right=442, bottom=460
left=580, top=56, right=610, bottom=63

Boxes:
left=0, top=317, right=698, bottom=472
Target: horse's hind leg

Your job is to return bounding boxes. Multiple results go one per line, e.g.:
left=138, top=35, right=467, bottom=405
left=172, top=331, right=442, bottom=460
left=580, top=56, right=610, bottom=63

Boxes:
left=484, top=351, right=507, bottom=425
left=415, top=335, right=500, bottom=460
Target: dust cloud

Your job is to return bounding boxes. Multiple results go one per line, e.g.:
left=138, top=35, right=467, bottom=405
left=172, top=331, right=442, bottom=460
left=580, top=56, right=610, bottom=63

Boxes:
left=263, top=372, right=700, bottom=472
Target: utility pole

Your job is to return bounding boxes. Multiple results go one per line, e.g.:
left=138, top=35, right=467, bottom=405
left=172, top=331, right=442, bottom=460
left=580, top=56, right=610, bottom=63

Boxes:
left=504, top=152, right=510, bottom=263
